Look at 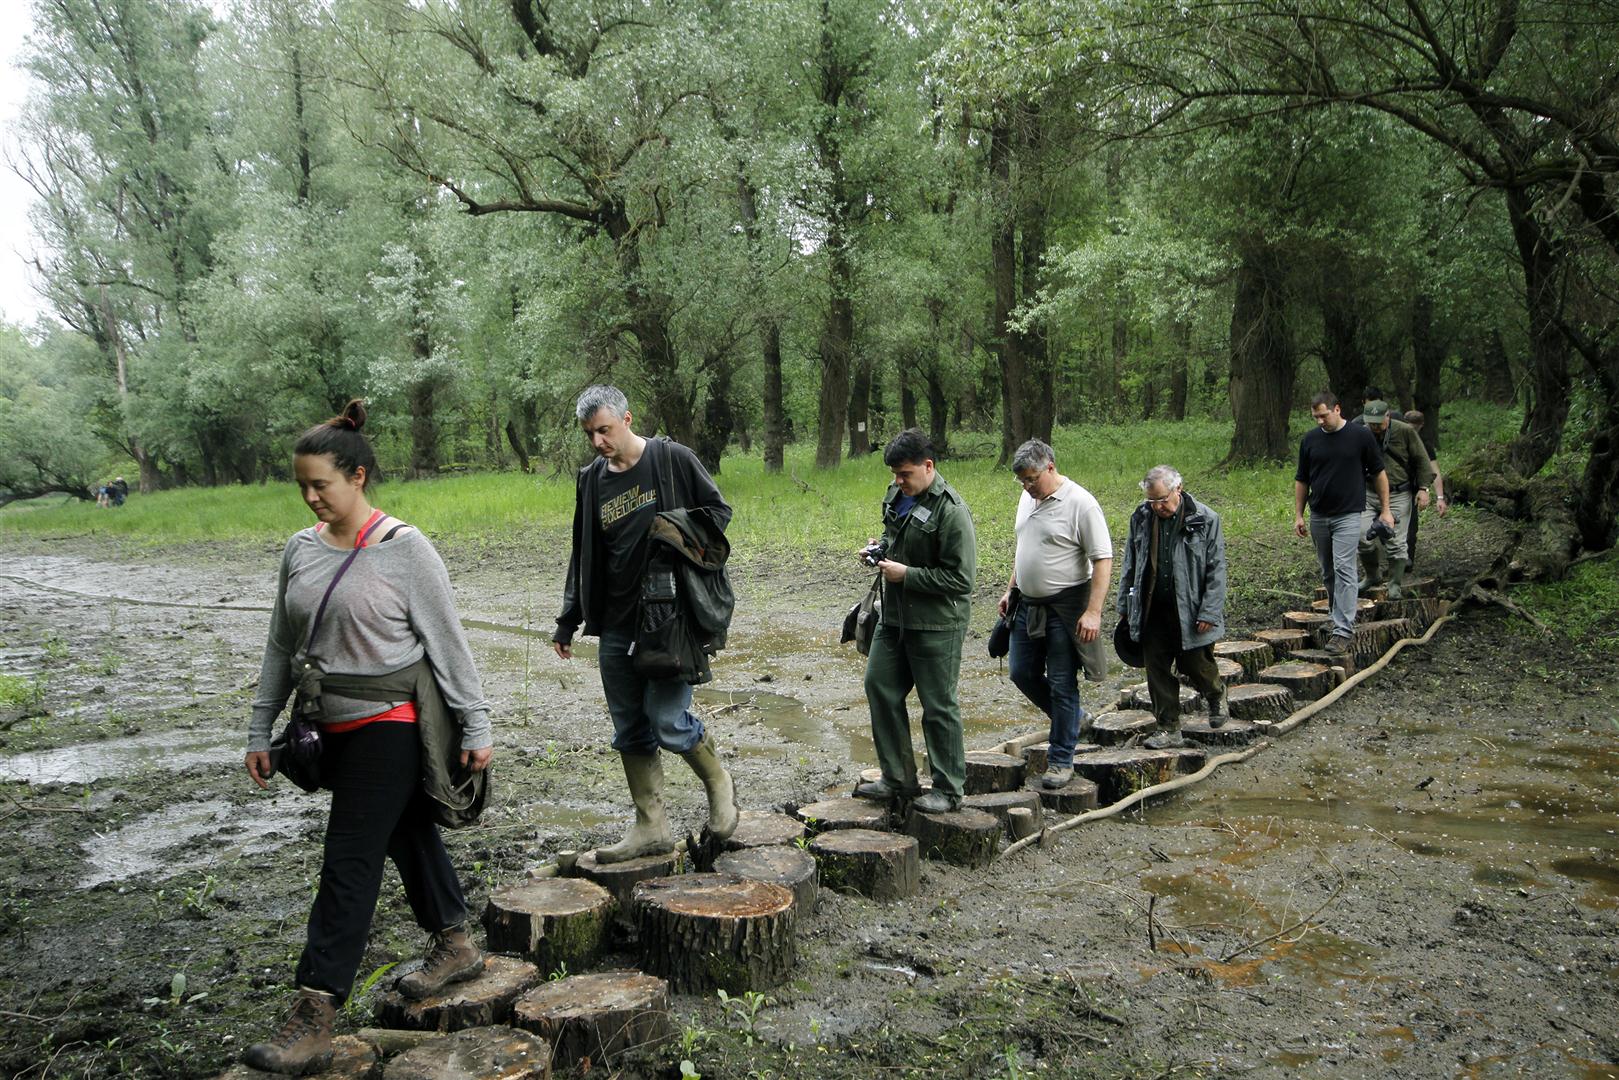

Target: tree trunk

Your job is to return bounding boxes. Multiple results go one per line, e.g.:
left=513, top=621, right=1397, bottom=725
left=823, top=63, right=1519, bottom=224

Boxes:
left=1410, top=293, right=1444, bottom=456
left=1482, top=329, right=1516, bottom=404
left=847, top=353, right=872, bottom=457
left=1225, top=245, right=1295, bottom=463
left=604, top=207, right=694, bottom=450
left=990, top=117, right=1024, bottom=466
left=1019, top=104, right=1054, bottom=444
left=1575, top=388, right=1619, bottom=552
left=1319, top=286, right=1368, bottom=406
left=762, top=322, right=785, bottom=472
left=1169, top=316, right=1191, bottom=420
left=1504, top=187, right=1570, bottom=475
left=505, top=420, right=532, bottom=474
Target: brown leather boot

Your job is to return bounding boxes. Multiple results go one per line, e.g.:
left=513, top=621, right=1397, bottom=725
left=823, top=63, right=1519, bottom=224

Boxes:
left=242, top=987, right=335, bottom=1075
left=396, top=923, right=484, bottom=1000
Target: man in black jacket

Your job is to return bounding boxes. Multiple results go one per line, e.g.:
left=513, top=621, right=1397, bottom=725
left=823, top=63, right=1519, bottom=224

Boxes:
left=553, top=386, right=739, bottom=862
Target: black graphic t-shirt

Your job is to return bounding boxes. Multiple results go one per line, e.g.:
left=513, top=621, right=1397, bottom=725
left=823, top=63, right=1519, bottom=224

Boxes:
left=596, top=453, right=658, bottom=628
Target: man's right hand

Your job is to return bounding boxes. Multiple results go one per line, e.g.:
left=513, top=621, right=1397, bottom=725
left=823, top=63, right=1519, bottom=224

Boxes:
left=1294, top=514, right=1308, bottom=538
left=998, top=590, right=1012, bottom=617
left=553, top=641, right=573, bottom=661
left=245, top=751, right=273, bottom=790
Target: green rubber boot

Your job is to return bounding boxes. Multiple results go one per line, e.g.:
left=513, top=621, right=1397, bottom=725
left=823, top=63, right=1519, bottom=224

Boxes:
left=1386, top=557, right=1409, bottom=601
left=595, top=753, right=674, bottom=864
left=680, top=730, right=739, bottom=840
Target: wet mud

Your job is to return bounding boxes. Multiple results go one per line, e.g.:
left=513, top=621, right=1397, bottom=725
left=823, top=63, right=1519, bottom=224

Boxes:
left=1, top=532, right=1617, bottom=1078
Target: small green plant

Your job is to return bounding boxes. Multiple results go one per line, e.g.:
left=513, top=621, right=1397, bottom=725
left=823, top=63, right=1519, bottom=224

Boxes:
left=98, top=651, right=124, bottom=675
left=346, top=961, right=400, bottom=1015
left=548, top=961, right=569, bottom=981
left=0, top=674, right=44, bottom=712
left=679, top=1022, right=712, bottom=1058
left=180, top=875, right=219, bottom=918
left=534, top=741, right=564, bottom=769
left=41, top=632, right=69, bottom=660
left=716, top=988, right=772, bottom=1045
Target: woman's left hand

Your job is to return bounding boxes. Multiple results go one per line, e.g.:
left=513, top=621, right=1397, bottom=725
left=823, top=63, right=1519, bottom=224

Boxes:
left=460, top=747, right=493, bottom=772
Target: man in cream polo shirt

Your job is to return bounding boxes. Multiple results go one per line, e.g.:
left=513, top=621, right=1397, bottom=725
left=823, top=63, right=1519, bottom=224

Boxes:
left=997, top=438, right=1113, bottom=789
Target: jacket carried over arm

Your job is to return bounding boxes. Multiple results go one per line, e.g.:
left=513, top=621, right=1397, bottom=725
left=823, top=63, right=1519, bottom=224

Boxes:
left=1115, top=493, right=1227, bottom=651
left=879, top=473, right=976, bottom=631
left=554, top=437, right=731, bottom=645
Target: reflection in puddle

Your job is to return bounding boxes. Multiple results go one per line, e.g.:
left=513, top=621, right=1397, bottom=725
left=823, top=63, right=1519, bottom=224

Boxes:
left=0, top=729, right=237, bottom=785
left=79, top=793, right=313, bottom=887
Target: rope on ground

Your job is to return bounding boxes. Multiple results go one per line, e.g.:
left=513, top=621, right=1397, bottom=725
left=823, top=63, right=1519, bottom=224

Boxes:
left=996, top=609, right=1458, bottom=861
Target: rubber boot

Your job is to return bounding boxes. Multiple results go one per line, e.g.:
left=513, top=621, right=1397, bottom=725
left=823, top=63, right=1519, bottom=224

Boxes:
left=1386, top=557, right=1409, bottom=601
left=243, top=988, right=335, bottom=1075
left=680, top=730, right=740, bottom=840
left=396, top=923, right=484, bottom=1000
left=1357, top=550, right=1385, bottom=596
left=595, top=753, right=674, bottom=864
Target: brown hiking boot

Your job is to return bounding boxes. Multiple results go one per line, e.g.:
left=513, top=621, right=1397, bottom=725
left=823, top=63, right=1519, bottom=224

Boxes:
left=242, top=987, right=335, bottom=1075
left=396, top=924, right=484, bottom=1000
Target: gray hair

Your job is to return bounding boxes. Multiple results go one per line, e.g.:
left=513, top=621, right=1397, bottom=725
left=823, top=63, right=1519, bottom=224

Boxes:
left=1011, top=438, right=1055, bottom=473
left=1140, top=465, right=1183, bottom=492
left=575, top=384, right=629, bottom=423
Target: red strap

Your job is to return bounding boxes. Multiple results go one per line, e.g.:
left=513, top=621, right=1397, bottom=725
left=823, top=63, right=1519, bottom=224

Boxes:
left=322, top=702, right=418, bottom=734
left=355, top=509, right=386, bottom=549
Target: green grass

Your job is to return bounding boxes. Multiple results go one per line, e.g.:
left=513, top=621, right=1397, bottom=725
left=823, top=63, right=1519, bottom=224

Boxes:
left=1517, top=554, right=1619, bottom=653
left=0, top=674, right=44, bottom=711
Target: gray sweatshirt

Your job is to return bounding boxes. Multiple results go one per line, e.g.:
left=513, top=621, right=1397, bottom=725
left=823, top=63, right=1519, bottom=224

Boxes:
left=248, top=527, right=492, bottom=753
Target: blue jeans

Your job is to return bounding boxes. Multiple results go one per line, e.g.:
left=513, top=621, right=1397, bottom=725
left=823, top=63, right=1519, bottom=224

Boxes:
left=597, top=625, right=704, bottom=755
left=1008, top=604, right=1086, bottom=768
left=1310, top=512, right=1361, bottom=639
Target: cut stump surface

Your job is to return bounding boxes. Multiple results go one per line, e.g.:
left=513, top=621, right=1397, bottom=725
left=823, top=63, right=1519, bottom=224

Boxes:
left=1027, top=774, right=1101, bottom=814
left=963, top=751, right=1026, bottom=794
left=962, top=789, right=1045, bottom=839
left=1212, top=639, right=1275, bottom=679
left=1252, top=629, right=1311, bottom=657
left=713, top=845, right=819, bottom=916
left=1226, top=683, right=1294, bottom=723
left=796, top=798, right=889, bottom=833
left=1090, top=709, right=1159, bottom=745
left=381, top=1025, right=549, bottom=1080
left=512, top=971, right=671, bottom=1070
left=720, top=810, right=806, bottom=851
left=482, top=878, right=613, bottom=975
left=372, top=956, right=539, bottom=1033
left=1257, top=661, right=1337, bottom=702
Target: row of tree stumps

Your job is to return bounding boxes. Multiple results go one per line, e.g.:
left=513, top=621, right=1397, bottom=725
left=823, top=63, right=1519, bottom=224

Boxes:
left=224, top=578, right=1445, bottom=1079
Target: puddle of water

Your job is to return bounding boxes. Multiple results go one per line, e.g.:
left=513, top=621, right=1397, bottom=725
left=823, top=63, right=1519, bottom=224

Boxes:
left=1551, top=856, right=1619, bottom=897
left=0, top=729, right=238, bottom=784
left=1471, top=865, right=1538, bottom=889
left=79, top=793, right=313, bottom=888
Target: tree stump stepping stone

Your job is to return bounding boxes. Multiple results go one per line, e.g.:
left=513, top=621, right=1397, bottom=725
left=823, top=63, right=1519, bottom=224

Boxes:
left=963, top=750, right=1026, bottom=794
left=382, top=1025, right=550, bottom=1080
left=1257, top=660, right=1337, bottom=701
left=1213, top=639, right=1275, bottom=679
left=1116, top=683, right=1201, bottom=715
left=1310, top=596, right=1381, bottom=620
left=1226, top=682, right=1294, bottom=723
left=1074, top=747, right=1186, bottom=804
left=483, top=879, right=613, bottom=976
left=1181, top=657, right=1244, bottom=686
left=1027, top=773, right=1100, bottom=814
left=632, top=873, right=797, bottom=993
left=809, top=828, right=920, bottom=901
left=714, top=844, right=819, bottom=916
left=215, top=1036, right=376, bottom=1079
left=1091, top=709, right=1160, bottom=745
left=1022, top=742, right=1049, bottom=776
left=720, top=810, right=806, bottom=851
left=903, top=806, right=1000, bottom=867
left=512, top=971, right=672, bottom=1070
left=1317, top=583, right=1387, bottom=601
left=373, top=956, right=540, bottom=1033
left=1252, top=628, right=1311, bottom=657
left=1288, top=648, right=1352, bottom=676
left=857, top=766, right=931, bottom=790
left=1351, top=617, right=1418, bottom=662
left=1006, top=807, right=1039, bottom=840
left=572, top=849, right=681, bottom=935
left=1281, top=610, right=1332, bottom=638
left=1380, top=596, right=1444, bottom=628
left=1180, top=715, right=1259, bottom=746
left=796, top=797, right=889, bottom=833
left=963, top=789, right=1045, bottom=839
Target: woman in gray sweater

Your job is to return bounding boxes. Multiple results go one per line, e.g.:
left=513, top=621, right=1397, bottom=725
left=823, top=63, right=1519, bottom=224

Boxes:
left=241, top=400, right=494, bottom=1075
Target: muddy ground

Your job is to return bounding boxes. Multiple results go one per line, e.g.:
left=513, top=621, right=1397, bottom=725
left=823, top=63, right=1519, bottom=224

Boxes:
left=2, top=515, right=1618, bottom=1079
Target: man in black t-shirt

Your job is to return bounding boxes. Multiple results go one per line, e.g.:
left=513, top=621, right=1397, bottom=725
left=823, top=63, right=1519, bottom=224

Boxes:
left=1293, top=391, right=1393, bottom=654
left=553, top=385, right=738, bottom=863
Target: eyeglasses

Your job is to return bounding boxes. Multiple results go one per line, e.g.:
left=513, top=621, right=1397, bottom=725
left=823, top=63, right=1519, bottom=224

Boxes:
left=1014, top=472, right=1044, bottom=488
left=1144, top=493, right=1177, bottom=506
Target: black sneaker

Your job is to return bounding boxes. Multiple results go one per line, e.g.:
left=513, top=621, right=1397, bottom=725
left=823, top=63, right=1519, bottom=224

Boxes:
left=1325, top=635, right=1352, bottom=656
left=1143, top=729, right=1186, bottom=750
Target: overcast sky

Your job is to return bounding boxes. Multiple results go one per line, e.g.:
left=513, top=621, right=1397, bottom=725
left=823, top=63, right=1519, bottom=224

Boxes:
left=0, top=11, right=43, bottom=328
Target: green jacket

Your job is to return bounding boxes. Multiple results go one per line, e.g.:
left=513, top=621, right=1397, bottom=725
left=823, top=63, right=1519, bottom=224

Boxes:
left=1369, top=418, right=1436, bottom=492
left=877, top=473, right=976, bottom=631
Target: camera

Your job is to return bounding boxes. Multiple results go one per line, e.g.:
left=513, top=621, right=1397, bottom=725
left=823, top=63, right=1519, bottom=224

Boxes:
left=860, top=540, right=890, bottom=567
left=1365, top=519, right=1395, bottom=542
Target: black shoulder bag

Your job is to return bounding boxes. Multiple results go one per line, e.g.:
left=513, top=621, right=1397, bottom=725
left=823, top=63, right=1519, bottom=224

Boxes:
left=269, top=514, right=387, bottom=791
left=631, top=441, right=708, bottom=683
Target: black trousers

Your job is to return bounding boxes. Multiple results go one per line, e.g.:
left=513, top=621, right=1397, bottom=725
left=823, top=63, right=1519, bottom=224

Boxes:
left=1142, top=603, right=1224, bottom=728
left=294, top=722, right=466, bottom=1001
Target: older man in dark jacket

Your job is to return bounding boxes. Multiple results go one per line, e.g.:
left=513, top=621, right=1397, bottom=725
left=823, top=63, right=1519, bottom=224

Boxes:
left=1116, top=465, right=1228, bottom=748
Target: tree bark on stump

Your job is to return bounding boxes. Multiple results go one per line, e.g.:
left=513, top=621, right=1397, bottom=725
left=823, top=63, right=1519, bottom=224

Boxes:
left=1288, top=649, right=1353, bottom=678
left=1379, top=597, right=1442, bottom=629
left=1282, top=611, right=1333, bottom=638
left=1257, top=661, right=1337, bottom=701
left=1311, top=597, right=1381, bottom=620
left=1090, top=709, right=1159, bottom=745
left=713, top=845, right=819, bottom=917
left=482, top=879, right=613, bottom=976
left=963, top=751, right=1026, bottom=794
left=511, top=971, right=672, bottom=1070
left=632, top=874, right=797, bottom=994
left=1180, top=715, right=1259, bottom=746
left=1226, top=683, right=1294, bottom=723
left=1021, top=742, right=1049, bottom=776
left=1252, top=628, right=1311, bottom=656
left=1351, top=618, right=1416, bottom=665
left=381, top=1025, right=549, bottom=1080
left=796, top=798, right=890, bottom=833
left=962, top=789, right=1045, bottom=840
left=1006, top=807, right=1039, bottom=841
left=1028, top=774, right=1101, bottom=813
left=1117, top=683, right=1201, bottom=715
left=573, top=850, right=682, bottom=939
left=214, top=1037, right=376, bottom=1079
left=720, top=810, right=806, bottom=852
left=903, top=807, right=1000, bottom=867
left=1075, top=748, right=1185, bottom=805
left=1213, top=640, right=1275, bottom=679
left=810, top=828, right=921, bottom=901
left=372, top=957, right=540, bottom=1033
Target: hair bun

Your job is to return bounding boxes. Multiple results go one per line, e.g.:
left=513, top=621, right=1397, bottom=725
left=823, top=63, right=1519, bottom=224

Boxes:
left=337, top=398, right=367, bottom=432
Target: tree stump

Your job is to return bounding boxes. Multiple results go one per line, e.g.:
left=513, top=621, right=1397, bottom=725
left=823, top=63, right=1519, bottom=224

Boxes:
left=1401, top=575, right=1438, bottom=597
left=1288, top=648, right=1353, bottom=678
left=963, top=751, right=1026, bottom=794
left=573, top=849, right=682, bottom=939
left=1180, top=657, right=1244, bottom=686
left=215, top=1037, right=376, bottom=1079
left=632, top=874, right=797, bottom=993
left=720, top=810, right=806, bottom=852
left=809, top=828, right=920, bottom=901
left=1028, top=774, right=1100, bottom=814
left=373, top=956, right=540, bottom=1033
left=1311, top=596, right=1381, bottom=620
left=1213, top=639, right=1275, bottom=679
left=1380, top=596, right=1444, bottom=629
left=1021, top=742, right=1049, bottom=776
left=796, top=798, right=889, bottom=833
left=1317, top=583, right=1387, bottom=601
left=1117, top=682, right=1201, bottom=715
left=962, top=789, right=1044, bottom=839
left=713, top=845, right=819, bottom=916
left=1351, top=617, right=1417, bottom=663
left=1257, top=661, right=1337, bottom=701
left=1074, top=748, right=1182, bottom=805
left=1090, top=709, right=1160, bottom=745
left=1226, top=682, right=1294, bottom=723
left=382, top=1026, right=549, bottom=1080
left=511, top=971, right=672, bottom=1070
left=1252, top=628, right=1311, bottom=657
left=1006, top=807, right=1039, bottom=841
left=1281, top=610, right=1333, bottom=639
left=482, top=879, right=613, bottom=976
left=903, top=806, right=1000, bottom=867
left=1180, top=715, right=1259, bottom=746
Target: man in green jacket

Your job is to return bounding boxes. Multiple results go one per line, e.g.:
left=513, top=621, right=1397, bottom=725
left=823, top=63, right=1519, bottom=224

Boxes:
left=854, top=429, right=977, bottom=813
left=1358, top=401, right=1436, bottom=600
